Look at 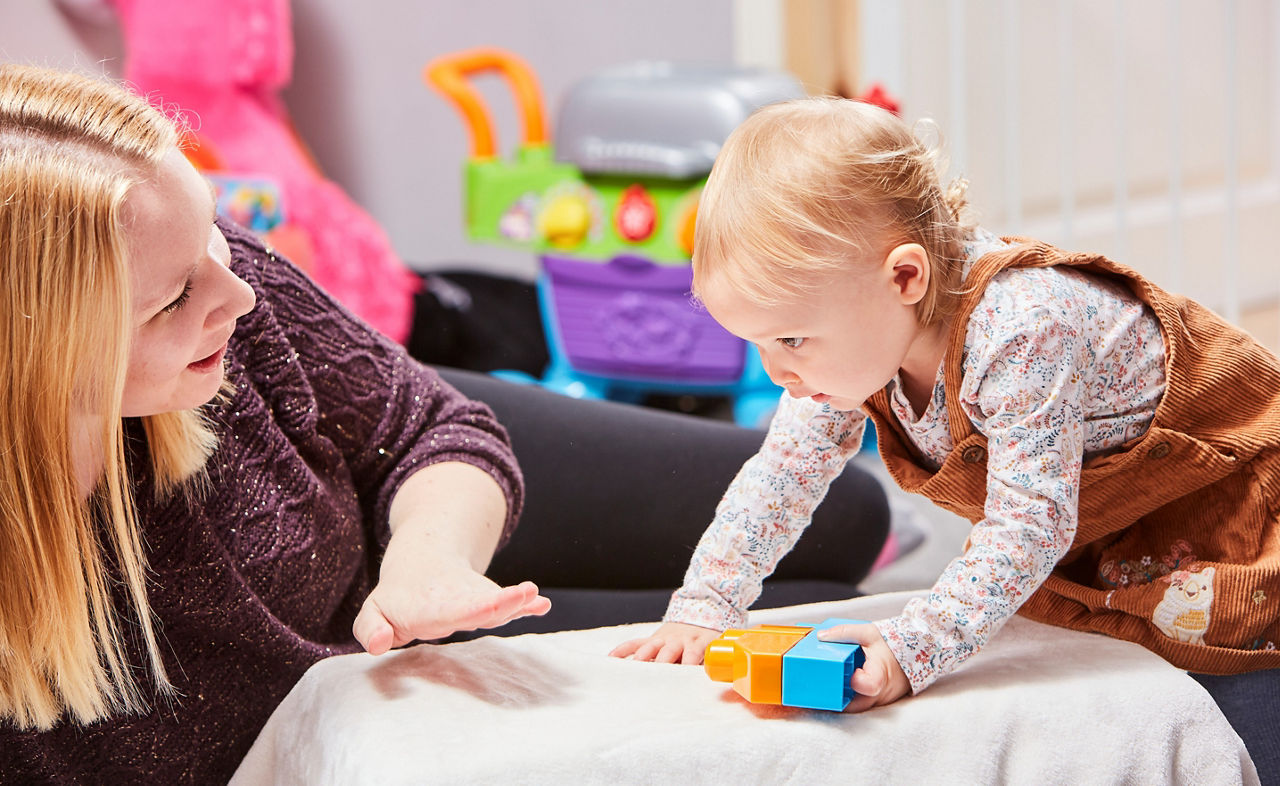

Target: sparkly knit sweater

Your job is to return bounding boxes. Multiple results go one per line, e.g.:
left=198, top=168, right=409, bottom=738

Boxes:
left=0, top=223, right=523, bottom=784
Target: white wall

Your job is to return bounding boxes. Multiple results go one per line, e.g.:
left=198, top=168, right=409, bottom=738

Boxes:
left=8, top=0, right=1275, bottom=324
left=284, top=1, right=736, bottom=278
left=733, top=0, right=1278, bottom=334
left=853, top=0, right=1278, bottom=327
left=1, top=0, right=736, bottom=279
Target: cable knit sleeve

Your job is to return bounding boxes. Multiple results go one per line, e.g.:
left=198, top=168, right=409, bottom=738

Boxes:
left=221, top=222, right=522, bottom=549
left=664, top=394, right=866, bottom=630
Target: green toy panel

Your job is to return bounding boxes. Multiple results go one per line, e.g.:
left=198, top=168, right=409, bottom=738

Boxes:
left=464, top=146, right=702, bottom=265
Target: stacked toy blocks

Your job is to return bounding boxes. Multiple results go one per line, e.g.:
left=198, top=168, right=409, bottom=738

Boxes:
left=703, top=618, right=867, bottom=711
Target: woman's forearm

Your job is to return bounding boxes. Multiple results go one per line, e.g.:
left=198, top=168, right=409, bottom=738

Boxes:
left=384, top=462, right=509, bottom=573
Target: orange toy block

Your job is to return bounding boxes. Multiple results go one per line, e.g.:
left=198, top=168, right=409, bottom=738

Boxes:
left=703, top=625, right=810, bottom=704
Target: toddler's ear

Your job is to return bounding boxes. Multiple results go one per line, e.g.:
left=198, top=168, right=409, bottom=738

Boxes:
left=886, top=243, right=930, bottom=305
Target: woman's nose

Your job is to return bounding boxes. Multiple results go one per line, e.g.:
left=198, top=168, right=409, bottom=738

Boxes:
left=210, top=266, right=257, bottom=327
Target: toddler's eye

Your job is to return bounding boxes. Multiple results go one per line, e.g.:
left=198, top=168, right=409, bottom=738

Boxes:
left=778, top=337, right=806, bottom=349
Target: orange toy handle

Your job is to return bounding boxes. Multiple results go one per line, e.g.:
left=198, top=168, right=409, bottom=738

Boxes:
left=424, top=48, right=548, bottom=160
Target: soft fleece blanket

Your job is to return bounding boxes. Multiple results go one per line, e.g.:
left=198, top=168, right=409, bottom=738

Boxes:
left=231, top=591, right=1258, bottom=784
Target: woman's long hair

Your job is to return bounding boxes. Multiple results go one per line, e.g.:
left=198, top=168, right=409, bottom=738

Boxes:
left=0, top=64, right=219, bottom=729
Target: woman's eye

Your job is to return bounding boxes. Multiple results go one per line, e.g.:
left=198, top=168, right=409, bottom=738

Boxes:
left=161, top=283, right=192, bottom=314
left=778, top=337, right=806, bottom=349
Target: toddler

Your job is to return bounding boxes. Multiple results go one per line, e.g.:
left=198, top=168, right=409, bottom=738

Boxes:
left=611, top=97, right=1279, bottom=769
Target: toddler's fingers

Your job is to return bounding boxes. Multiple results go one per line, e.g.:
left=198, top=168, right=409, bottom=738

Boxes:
left=680, top=644, right=705, bottom=666
left=845, top=691, right=884, bottom=714
left=848, top=657, right=888, bottom=701
left=608, top=638, right=646, bottom=658
left=816, top=622, right=875, bottom=644
left=633, top=638, right=668, bottom=662
left=654, top=640, right=688, bottom=664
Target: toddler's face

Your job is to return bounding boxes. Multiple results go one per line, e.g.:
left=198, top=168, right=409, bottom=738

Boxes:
left=699, top=249, right=938, bottom=412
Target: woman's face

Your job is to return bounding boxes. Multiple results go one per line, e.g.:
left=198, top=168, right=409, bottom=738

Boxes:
left=119, top=149, right=256, bottom=417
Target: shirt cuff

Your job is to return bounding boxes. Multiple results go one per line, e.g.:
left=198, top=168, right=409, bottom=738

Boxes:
left=875, top=613, right=956, bottom=695
left=664, top=590, right=748, bottom=632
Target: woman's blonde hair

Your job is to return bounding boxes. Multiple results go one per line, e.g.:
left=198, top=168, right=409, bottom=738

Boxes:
left=0, top=64, right=220, bottom=729
left=692, top=97, right=974, bottom=325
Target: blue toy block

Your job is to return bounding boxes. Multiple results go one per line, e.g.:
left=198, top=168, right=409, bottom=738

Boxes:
left=781, top=617, right=867, bottom=711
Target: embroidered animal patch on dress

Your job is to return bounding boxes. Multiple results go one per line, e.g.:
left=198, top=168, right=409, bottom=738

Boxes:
left=1152, top=567, right=1215, bottom=645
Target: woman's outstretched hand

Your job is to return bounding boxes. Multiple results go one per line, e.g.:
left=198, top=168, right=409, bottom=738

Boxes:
left=609, top=621, right=721, bottom=665
left=353, top=555, right=551, bottom=655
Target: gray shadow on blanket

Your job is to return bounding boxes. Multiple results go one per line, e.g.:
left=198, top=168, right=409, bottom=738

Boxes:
left=366, top=642, right=575, bottom=708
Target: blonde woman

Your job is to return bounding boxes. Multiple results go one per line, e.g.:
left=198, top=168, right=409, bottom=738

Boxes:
left=0, top=64, right=897, bottom=780
left=0, top=63, right=550, bottom=780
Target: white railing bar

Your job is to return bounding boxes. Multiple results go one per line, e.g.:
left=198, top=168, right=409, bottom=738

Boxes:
left=948, top=0, right=967, bottom=179
left=1002, top=0, right=1022, bottom=232
left=1057, top=0, right=1075, bottom=247
left=1224, top=0, right=1240, bottom=324
left=1114, top=0, right=1130, bottom=263
left=1275, top=0, right=1280, bottom=182
left=1167, top=0, right=1184, bottom=293
left=1019, top=177, right=1279, bottom=240
left=1272, top=0, right=1280, bottom=350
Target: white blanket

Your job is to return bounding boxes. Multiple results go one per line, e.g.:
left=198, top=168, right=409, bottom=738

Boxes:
left=232, top=591, right=1259, bottom=785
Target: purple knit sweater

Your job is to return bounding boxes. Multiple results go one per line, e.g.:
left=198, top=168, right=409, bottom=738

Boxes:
left=0, top=223, right=523, bottom=784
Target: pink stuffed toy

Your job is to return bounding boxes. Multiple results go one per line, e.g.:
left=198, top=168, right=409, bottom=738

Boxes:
left=109, top=0, right=417, bottom=342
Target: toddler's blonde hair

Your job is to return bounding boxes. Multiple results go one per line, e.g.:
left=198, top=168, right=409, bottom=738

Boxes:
left=693, top=97, right=974, bottom=325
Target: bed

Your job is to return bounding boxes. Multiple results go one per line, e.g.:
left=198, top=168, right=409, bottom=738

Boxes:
left=230, top=590, right=1258, bottom=784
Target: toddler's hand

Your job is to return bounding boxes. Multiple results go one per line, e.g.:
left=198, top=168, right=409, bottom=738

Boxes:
left=817, top=621, right=911, bottom=712
left=609, top=621, right=721, bottom=665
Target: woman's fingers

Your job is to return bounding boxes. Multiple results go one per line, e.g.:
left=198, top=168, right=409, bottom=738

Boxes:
left=451, top=581, right=549, bottom=633
left=352, top=598, right=395, bottom=656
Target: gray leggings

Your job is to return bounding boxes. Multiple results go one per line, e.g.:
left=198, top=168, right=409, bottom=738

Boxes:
left=438, top=367, right=891, bottom=635
left=1190, top=669, right=1280, bottom=784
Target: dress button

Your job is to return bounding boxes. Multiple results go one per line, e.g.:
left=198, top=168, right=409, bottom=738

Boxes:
left=1149, top=442, right=1171, bottom=459
left=962, top=445, right=987, bottom=464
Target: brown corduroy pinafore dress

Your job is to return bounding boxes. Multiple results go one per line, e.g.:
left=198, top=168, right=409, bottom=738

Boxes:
left=863, top=240, right=1280, bottom=674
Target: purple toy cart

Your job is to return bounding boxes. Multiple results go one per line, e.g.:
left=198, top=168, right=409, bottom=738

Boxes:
left=541, top=254, right=744, bottom=384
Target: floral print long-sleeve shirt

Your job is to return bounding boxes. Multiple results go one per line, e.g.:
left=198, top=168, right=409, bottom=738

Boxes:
left=665, top=231, right=1168, bottom=693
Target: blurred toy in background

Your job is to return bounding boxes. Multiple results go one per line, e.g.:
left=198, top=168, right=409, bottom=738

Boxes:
left=106, top=0, right=418, bottom=343
left=703, top=618, right=867, bottom=711
left=427, top=49, right=808, bottom=426
left=207, top=174, right=284, bottom=235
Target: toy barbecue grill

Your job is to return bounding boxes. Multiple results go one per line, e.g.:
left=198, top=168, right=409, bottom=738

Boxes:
left=426, top=49, right=803, bottom=424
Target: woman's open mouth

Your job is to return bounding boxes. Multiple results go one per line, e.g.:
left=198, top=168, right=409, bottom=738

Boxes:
left=188, top=343, right=227, bottom=372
